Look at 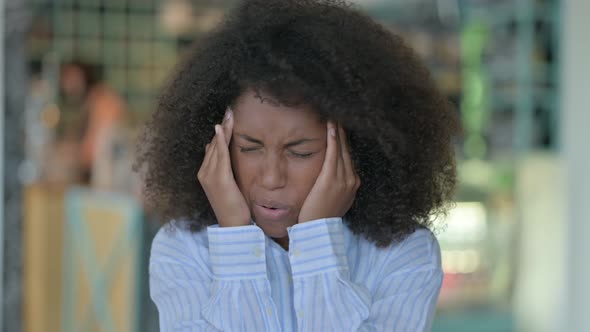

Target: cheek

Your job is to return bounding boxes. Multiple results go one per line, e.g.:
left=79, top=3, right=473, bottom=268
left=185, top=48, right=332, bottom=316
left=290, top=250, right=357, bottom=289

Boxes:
left=288, top=154, right=325, bottom=203
left=230, top=147, right=325, bottom=206
left=230, top=149, right=256, bottom=191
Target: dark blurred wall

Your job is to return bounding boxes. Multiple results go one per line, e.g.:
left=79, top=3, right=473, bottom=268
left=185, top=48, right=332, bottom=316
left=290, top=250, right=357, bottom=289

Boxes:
left=3, top=0, right=29, bottom=331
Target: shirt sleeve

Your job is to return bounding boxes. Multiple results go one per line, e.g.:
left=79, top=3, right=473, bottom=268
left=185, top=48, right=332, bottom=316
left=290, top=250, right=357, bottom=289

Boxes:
left=287, top=218, right=443, bottom=332
left=149, top=221, right=281, bottom=332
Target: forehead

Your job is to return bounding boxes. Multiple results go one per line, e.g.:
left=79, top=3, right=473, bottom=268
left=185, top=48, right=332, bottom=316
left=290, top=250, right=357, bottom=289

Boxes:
left=232, top=89, right=324, bottom=137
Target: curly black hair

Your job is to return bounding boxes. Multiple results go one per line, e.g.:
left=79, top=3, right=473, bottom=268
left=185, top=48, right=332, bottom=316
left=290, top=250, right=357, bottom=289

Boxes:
left=135, top=0, right=460, bottom=247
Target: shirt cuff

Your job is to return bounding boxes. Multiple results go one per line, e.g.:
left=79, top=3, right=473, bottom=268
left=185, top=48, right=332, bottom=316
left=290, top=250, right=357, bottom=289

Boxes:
left=287, top=218, right=348, bottom=278
left=207, top=224, right=268, bottom=280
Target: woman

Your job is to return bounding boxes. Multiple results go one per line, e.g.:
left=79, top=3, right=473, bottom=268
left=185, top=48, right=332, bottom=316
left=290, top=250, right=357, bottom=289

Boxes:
left=136, top=0, right=460, bottom=331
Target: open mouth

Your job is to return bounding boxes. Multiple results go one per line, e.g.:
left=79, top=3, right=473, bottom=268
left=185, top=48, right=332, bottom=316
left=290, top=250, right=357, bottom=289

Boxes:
left=254, top=200, right=290, bottom=221
left=256, top=199, right=289, bottom=210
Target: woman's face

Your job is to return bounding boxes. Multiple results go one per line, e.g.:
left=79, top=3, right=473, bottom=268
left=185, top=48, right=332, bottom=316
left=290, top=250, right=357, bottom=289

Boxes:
left=230, top=89, right=327, bottom=244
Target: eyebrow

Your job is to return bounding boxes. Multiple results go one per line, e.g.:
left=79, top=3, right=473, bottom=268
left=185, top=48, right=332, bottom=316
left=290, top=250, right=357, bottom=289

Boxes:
left=235, top=134, right=320, bottom=148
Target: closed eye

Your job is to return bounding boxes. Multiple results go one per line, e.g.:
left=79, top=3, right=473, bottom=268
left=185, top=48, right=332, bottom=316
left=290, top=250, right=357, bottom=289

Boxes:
left=239, top=146, right=260, bottom=153
left=290, top=151, right=313, bottom=158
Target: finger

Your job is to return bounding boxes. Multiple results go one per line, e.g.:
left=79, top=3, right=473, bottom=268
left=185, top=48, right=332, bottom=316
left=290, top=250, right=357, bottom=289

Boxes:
left=214, top=124, right=230, bottom=168
left=322, top=120, right=339, bottom=175
left=338, top=124, right=354, bottom=178
left=208, top=126, right=221, bottom=170
left=204, top=125, right=220, bottom=167
left=222, top=107, right=234, bottom=145
left=202, top=144, right=211, bottom=169
left=335, top=123, right=346, bottom=178
left=202, top=144, right=213, bottom=169
left=200, top=152, right=212, bottom=185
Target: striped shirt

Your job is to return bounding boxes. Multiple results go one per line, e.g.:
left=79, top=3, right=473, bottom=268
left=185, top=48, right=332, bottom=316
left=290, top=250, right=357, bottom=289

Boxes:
left=149, top=217, right=443, bottom=331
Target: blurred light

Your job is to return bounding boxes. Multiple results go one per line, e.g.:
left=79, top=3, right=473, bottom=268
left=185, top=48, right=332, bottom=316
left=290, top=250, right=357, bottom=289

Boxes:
left=459, top=159, right=496, bottom=188
left=160, top=0, right=194, bottom=36
left=441, top=250, right=455, bottom=273
left=438, top=201, right=487, bottom=243
left=40, top=103, right=60, bottom=128
left=442, top=249, right=481, bottom=274
left=465, top=134, right=487, bottom=159
left=466, top=73, right=485, bottom=108
left=456, top=249, right=480, bottom=274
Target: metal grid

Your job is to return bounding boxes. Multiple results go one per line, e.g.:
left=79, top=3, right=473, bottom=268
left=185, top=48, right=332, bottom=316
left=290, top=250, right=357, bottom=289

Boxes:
left=28, top=0, right=181, bottom=116
left=460, top=0, right=561, bottom=155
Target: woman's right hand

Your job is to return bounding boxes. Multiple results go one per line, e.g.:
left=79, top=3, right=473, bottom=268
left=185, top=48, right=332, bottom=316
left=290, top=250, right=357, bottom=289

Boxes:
left=197, top=108, right=251, bottom=227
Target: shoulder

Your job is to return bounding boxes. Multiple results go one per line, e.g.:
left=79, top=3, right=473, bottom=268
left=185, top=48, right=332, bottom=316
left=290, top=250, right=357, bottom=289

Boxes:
left=149, top=221, right=212, bottom=305
left=150, top=220, right=210, bottom=268
left=345, top=226, right=441, bottom=275
left=390, top=228, right=442, bottom=272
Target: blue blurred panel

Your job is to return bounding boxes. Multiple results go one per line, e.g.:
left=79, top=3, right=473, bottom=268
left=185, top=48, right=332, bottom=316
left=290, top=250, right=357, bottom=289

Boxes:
left=63, top=187, right=143, bottom=332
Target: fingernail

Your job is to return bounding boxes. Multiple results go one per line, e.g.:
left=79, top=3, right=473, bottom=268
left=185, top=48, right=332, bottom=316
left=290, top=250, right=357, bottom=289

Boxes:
left=224, top=110, right=230, bottom=121
left=329, top=127, right=336, bottom=137
left=215, top=125, right=220, bottom=134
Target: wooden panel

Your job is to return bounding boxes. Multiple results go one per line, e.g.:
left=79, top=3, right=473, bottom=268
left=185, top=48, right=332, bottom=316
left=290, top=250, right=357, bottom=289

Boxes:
left=23, top=184, right=65, bottom=332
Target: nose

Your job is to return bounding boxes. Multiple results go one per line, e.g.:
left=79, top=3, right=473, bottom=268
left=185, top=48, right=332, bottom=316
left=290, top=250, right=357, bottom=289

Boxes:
left=259, top=153, right=287, bottom=191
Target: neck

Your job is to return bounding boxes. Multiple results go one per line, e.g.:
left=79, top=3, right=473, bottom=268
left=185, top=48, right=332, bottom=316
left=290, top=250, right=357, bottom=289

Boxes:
left=273, top=236, right=289, bottom=251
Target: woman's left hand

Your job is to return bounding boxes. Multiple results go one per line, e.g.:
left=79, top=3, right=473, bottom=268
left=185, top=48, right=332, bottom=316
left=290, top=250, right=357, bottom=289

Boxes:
left=298, top=121, right=361, bottom=223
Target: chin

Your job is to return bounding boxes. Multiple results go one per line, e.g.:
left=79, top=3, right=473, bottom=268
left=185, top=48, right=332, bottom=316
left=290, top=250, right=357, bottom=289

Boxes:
left=254, top=216, right=296, bottom=239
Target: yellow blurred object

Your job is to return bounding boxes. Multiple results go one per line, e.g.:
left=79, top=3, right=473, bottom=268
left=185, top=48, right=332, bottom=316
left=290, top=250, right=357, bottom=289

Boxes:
left=23, top=184, right=65, bottom=332
left=40, top=103, right=61, bottom=128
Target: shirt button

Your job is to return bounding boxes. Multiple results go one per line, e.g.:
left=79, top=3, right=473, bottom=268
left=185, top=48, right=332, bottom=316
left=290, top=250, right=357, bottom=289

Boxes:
left=266, top=308, right=273, bottom=316
left=253, top=247, right=262, bottom=257
left=297, top=310, right=304, bottom=318
left=292, top=249, right=301, bottom=257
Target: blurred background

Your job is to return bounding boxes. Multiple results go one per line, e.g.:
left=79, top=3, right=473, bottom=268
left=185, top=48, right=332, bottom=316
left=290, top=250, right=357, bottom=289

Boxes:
left=1, top=0, right=589, bottom=331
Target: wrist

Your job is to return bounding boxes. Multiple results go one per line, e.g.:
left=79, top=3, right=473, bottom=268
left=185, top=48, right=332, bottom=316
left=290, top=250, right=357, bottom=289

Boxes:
left=218, top=215, right=251, bottom=227
left=298, top=213, right=338, bottom=223
left=207, top=224, right=267, bottom=280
